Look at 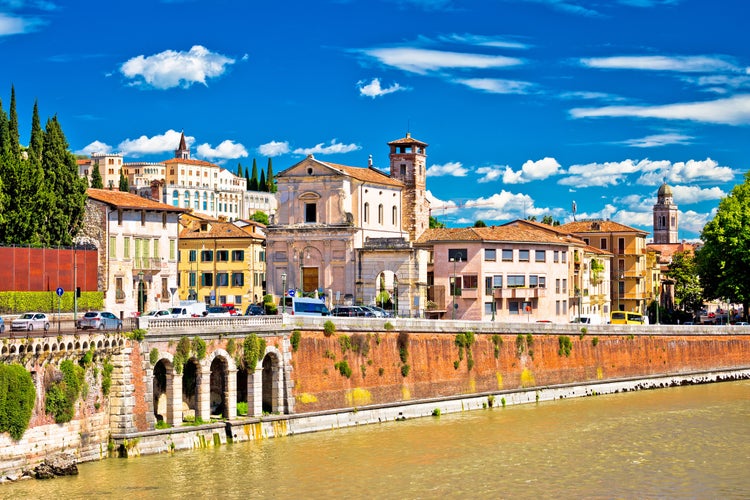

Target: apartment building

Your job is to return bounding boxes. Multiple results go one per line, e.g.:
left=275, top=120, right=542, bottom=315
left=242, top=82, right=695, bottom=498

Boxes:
left=77, top=153, right=124, bottom=189
left=81, top=188, right=186, bottom=318
left=177, top=212, right=266, bottom=308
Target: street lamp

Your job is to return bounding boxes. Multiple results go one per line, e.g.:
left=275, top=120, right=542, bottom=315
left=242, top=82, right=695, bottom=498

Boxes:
left=450, top=257, right=461, bottom=320
left=393, top=275, right=399, bottom=318
left=137, top=270, right=145, bottom=314
left=281, top=273, right=287, bottom=314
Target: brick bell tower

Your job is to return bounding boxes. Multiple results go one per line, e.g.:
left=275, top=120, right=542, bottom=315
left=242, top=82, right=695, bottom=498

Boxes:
left=388, top=132, right=430, bottom=241
left=653, top=182, right=678, bottom=244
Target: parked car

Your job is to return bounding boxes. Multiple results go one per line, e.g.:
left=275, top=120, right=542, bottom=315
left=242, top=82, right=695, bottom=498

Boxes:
left=204, top=306, right=231, bottom=317
left=222, top=303, right=239, bottom=316
left=0, top=316, right=5, bottom=334
left=278, top=296, right=330, bottom=316
left=363, top=305, right=391, bottom=317
left=331, top=305, right=375, bottom=317
left=170, top=302, right=206, bottom=318
left=78, top=311, right=122, bottom=330
left=245, top=304, right=265, bottom=316
left=142, top=309, right=172, bottom=318
left=11, top=312, right=51, bottom=332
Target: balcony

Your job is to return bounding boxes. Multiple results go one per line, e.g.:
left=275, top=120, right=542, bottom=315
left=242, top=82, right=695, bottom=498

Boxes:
left=493, top=287, right=547, bottom=299
left=133, top=257, right=162, bottom=271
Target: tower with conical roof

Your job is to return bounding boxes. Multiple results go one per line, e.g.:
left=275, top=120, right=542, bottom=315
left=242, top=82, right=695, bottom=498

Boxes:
left=175, top=131, right=190, bottom=160
left=653, top=182, right=678, bottom=244
left=388, top=132, right=430, bottom=241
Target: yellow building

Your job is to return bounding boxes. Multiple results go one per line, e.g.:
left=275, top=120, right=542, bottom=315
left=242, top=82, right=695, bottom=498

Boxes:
left=558, top=220, right=652, bottom=315
left=178, top=213, right=266, bottom=309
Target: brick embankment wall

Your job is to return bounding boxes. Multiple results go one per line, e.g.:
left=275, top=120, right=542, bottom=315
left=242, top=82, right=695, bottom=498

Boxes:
left=290, top=329, right=750, bottom=413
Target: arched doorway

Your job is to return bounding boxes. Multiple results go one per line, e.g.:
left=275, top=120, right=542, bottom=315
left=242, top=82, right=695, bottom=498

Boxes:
left=153, top=360, right=167, bottom=423
left=236, top=367, right=248, bottom=416
left=182, top=359, right=199, bottom=421
left=372, top=271, right=397, bottom=316
left=210, top=357, right=228, bottom=418
left=261, top=354, right=275, bottom=414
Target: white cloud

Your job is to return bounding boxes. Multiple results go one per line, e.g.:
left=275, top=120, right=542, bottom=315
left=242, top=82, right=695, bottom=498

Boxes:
left=196, top=140, right=248, bottom=161
left=362, top=47, right=523, bottom=75
left=438, top=34, right=530, bottom=50
left=580, top=55, right=741, bottom=73
left=570, top=94, right=750, bottom=125
left=258, top=140, right=290, bottom=157
left=78, top=140, right=113, bottom=156
left=559, top=159, right=648, bottom=187
left=465, top=191, right=538, bottom=220
left=0, top=12, right=44, bottom=35
left=503, top=157, right=561, bottom=184
left=670, top=185, right=725, bottom=204
left=455, top=78, right=534, bottom=94
left=293, top=139, right=360, bottom=156
left=476, top=165, right=503, bottom=183
left=357, top=78, right=405, bottom=98
left=612, top=209, right=653, bottom=228
left=666, top=158, right=736, bottom=183
left=120, top=45, right=236, bottom=90
left=622, top=133, right=692, bottom=148
left=426, top=161, right=468, bottom=177
left=118, top=130, right=188, bottom=157
left=679, top=209, right=712, bottom=235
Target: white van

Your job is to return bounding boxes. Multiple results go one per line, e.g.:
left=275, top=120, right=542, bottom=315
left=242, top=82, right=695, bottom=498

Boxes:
left=279, top=296, right=330, bottom=316
left=170, top=301, right=206, bottom=318
left=571, top=314, right=603, bottom=325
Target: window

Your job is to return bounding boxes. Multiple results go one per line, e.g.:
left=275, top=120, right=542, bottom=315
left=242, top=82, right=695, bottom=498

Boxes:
left=216, top=250, right=229, bottom=262
left=305, top=203, right=317, bottom=223
left=507, top=275, right=525, bottom=287
left=493, top=275, right=503, bottom=288
left=392, top=206, right=398, bottom=225
left=448, top=249, right=468, bottom=261
left=169, top=240, right=176, bottom=260
left=502, top=249, right=513, bottom=262
left=400, top=164, right=406, bottom=176
left=618, top=237, right=625, bottom=254
left=216, top=272, right=229, bottom=287
left=109, top=236, right=117, bottom=258
left=485, top=277, right=493, bottom=295
left=556, top=279, right=561, bottom=293
left=562, top=278, right=567, bottom=294
left=123, top=237, right=131, bottom=259
left=485, top=249, right=496, bottom=261
left=553, top=251, right=559, bottom=263
left=378, top=204, right=384, bottom=224
left=462, top=275, right=478, bottom=289
left=600, top=238, right=607, bottom=250
left=530, top=276, right=546, bottom=288
left=450, top=276, right=463, bottom=296
left=484, top=302, right=494, bottom=316
left=364, top=202, right=369, bottom=223
left=189, top=272, right=196, bottom=287
left=162, top=278, right=169, bottom=301
left=115, top=277, right=124, bottom=302
left=201, top=250, right=213, bottom=262
left=232, top=272, right=244, bottom=286
left=202, top=273, right=213, bottom=286
left=519, top=249, right=530, bottom=262
left=259, top=250, right=266, bottom=262
left=561, top=251, right=567, bottom=263
left=535, top=250, right=545, bottom=262
left=188, top=250, right=197, bottom=262
left=509, top=301, right=520, bottom=315
left=172, top=190, right=179, bottom=207
left=153, top=239, right=159, bottom=259
left=232, top=250, right=244, bottom=261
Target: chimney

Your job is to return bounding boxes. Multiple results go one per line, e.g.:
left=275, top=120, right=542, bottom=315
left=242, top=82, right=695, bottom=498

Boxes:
left=368, top=155, right=373, bottom=168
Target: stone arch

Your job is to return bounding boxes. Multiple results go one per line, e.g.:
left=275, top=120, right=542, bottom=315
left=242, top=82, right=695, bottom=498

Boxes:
left=51, top=343, right=57, bottom=352
left=152, top=353, right=182, bottom=426
left=205, top=349, right=237, bottom=420
left=1, top=345, right=7, bottom=355
left=75, top=341, right=81, bottom=350
left=97, top=340, right=103, bottom=349
left=67, top=342, right=73, bottom=351
left=9, top=345, right=17, bottom=355
left=35, top=344, right=42, bottom=354
left=182, top=358, right=201, bottom=422
left=260, top=345, right=287, bottom=415
left=82, top=341, right=89, bottom=350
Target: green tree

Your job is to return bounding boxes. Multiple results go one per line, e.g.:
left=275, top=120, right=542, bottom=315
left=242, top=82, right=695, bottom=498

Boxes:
left=8, top=86, right=20, bottom=158
left=541, top=215, right=560, bottom=226
left=696, top=172, right=750, bottom=321
left=236, top=162, right=244, bottom=178
left=473, top=220, right=487, bottom=227
left=0, top=363, right=36, bottom=440
left=259, top=169, right=266, bottom=192
left=249, top=158, right=259, bottom=191
left=667, top=250, right=703, bottom=316
left=90, top=161, right=103, bottom=188
left=267, top=158, right=276, bottom=193
left=250, top=210, right=269, bottom=225
left=429, top=215, right=445, bottom=228
left=118, top=169, right=129, bottom=192
left=39, top=116, right=87, bottom=246
left=0, top=97, right=9, bottom=156
left=245, top=163, right=251, bottom=191
left=27, top=100, right=44, bottom=167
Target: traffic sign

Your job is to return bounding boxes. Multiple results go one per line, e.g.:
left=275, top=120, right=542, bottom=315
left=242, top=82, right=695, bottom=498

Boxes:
left=288, top=289, right=296, bottom=297
left=56, top=287, right=64, bottom=297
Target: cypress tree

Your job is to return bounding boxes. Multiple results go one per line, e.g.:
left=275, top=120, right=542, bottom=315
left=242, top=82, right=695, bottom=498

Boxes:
left=259, top=169, right=266, bottom=193
left=236, top=162, right=243, bottom=178
left=267, top=158, right=276, bottom=193
left=28, top=100, right=44, bottom=167
left=90, top=160, right=103, bottom=188
left=40, top=116, right=87, bottom=246
left=8, top=86, right=20, bottom=158
left=119, top=169, right=129, bottom=192
left=0, top=98, right=9, bottom=156
left=249, top=158, right=259, bottom=191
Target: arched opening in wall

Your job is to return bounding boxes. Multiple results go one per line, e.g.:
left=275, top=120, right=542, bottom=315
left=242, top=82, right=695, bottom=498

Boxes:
left=210, top=357, right=228, bottom=418
left=153, top=360, right=168, bottom=424
left=261, top=354, right=276, bottom=414
left=236, top=367, right=248, bottom=416
left=371, top=270, right=397, bottom=316
left=182, top=359, right=199, bottom=419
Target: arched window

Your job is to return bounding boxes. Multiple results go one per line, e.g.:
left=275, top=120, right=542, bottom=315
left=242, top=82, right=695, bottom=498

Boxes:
left=193, top=191, right=200, bottom=210
left=210, top=193, right=215, bottom=211
left=392, top=206, right=398, bottom=226
left=203, top=192, right=208, bottom=210
left=364, top=202, right=369, bottom=223
left=172, top=190, right=179, bottom=207
left=183, top=191, right=190, bottom=208
left=378, top=204, right=384, bottom=224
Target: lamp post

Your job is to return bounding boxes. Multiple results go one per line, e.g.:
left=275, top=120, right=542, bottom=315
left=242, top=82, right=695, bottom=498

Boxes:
left=393, top=275, right=399, bottom=318
left=281, top=273, right=287, bottom=314
left=450, top=257, right=461, bottom=320
left=137, top=270, right=145, bottom=314
left=617, top=271, right=624, bottom=311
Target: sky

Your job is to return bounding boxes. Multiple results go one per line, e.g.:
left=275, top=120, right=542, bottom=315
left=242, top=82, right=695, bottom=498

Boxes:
left=1, top=0, right=749, bottom=240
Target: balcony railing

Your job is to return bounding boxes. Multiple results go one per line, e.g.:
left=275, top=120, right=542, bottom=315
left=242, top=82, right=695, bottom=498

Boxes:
left=133, top=257, right=163, bottom=270
left=493, top=287, right=547, bottom=299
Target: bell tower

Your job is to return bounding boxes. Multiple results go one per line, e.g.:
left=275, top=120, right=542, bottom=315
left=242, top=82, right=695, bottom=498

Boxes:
left=653, top=182, right=678, bottom=244
left=388, top=133, right=430, bottom=241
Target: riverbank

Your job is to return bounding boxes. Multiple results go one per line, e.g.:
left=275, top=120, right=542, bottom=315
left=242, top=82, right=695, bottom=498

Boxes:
left=109, top=367, right=750, bottom=459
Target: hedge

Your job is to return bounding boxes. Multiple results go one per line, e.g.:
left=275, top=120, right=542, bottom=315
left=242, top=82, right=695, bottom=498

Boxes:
left=0, top=291, right=103, bottom=314
left=0, top=363, right=37, bottom=440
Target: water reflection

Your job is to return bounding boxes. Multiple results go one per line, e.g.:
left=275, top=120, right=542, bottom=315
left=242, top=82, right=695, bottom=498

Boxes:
left=3, top=381, right=749, bottom=499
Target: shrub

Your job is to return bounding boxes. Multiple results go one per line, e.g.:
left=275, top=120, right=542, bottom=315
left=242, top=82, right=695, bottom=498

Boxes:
left=491, top=334, right=503, bottom=359
left=81, top=347, right=95, bottom=367
left=155, top=420, right=171, bottom=429
left=323, top=320, right=336, bottom=337
left=558, top=335, right=573, bottom=357
left=397, top=332, right=409, bottom=364
left=102, top=361, right=114, bottom=396
left=149, top=348, right=159, bottom=366
left=226, top=338, right=236, bottom=356
left=339, top=334, right=352, bottom=354
left=126, top=329, right=146, bottom=342
left=400, top=364, right=411, bottom=377
left=45, top=359, right=85, bottom=423
left=384, top=321, right=394, bottom=331
left=592, top=337, right=599, bottom=347
left=516, top=334, right=526, bottom=355
left=334, top=360, right=352, bottom=378
left=236, top=401, right=249, bottom=416
left=432, top=408, right=441, bottom=417
left=242, top=334, right=267, bottom=371
left=192, top=336, right=207, bottom=360
left=0, top=364, right=36, bottom=440
left=290, top=330, right=301, bottom=352
left=351, top=333, right=370, bottom=356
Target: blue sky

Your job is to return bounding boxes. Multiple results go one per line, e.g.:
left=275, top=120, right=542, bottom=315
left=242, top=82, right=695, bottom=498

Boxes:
left=2, top=0, right=748, bottom=240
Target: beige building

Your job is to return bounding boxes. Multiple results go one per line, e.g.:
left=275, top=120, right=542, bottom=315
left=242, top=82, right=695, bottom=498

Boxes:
left=177, top=212, right=266, bottom=308
left=266, top=133, right=430, bottom=316
left=78, top=153, right=124, bottom=189
left=81, top=188, right=186, bottom=319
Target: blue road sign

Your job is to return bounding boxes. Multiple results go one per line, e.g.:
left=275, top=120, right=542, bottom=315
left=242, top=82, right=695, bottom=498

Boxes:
left=56, top=287, right=64, bottom=297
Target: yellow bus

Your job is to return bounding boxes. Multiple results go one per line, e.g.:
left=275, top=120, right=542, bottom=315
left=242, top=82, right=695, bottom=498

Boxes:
left=610, top=311, right=645, bottom=324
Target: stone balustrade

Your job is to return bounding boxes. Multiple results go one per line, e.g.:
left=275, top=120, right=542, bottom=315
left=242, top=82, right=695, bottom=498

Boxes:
left=1, top=332, right=126, bottom=356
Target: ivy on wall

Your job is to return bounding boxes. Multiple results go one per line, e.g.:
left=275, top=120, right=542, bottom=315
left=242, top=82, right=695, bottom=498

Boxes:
left=0, top=363, right=36, bottom=440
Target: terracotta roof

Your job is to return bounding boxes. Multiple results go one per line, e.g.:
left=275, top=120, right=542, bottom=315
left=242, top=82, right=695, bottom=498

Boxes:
left=87, top=188, right=187, bottom=212
left=326, top=162, right=404, bottom=187
left=179, top=220, right=264, bottom=240
left=416, top=223, right=585, bottom=246
left=387, top=133, right=428, bottom=147
left=77, top=158, right=89, bottom=166
left=583, top=244, right=612, bottom=256
left=557, top=219, right=648, bottom=235
left=162, top=157, right=217, bottom=168
left=647, top=242, right=697, bottom=260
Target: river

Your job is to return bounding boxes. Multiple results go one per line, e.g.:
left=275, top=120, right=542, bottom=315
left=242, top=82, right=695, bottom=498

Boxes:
left=2, top=380, right=749, bottom=499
